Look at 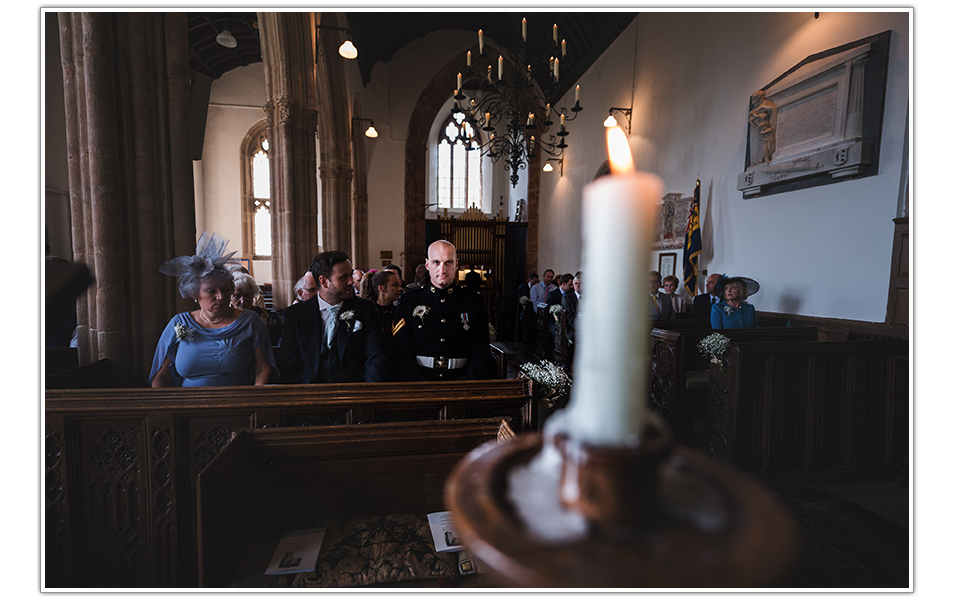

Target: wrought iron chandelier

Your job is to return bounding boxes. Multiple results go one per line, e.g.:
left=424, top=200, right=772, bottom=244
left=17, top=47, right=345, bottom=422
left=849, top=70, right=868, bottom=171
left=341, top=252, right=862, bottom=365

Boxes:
left=451, top=18, right=582, bottom=187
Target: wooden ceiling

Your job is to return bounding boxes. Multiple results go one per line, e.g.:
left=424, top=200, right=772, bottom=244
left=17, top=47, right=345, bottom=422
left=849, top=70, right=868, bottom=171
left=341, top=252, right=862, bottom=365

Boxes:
left=187, top=11, right=637, bottom=98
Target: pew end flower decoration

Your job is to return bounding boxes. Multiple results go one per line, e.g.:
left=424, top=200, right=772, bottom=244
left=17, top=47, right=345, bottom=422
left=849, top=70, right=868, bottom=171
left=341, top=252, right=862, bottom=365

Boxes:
left=697, top=333, right=731, bottom=369
left=519, top=359, right=572, bottom=408
left=518, top=296, right=531, bottom=306
left=549, top=304, right=564, bottom=321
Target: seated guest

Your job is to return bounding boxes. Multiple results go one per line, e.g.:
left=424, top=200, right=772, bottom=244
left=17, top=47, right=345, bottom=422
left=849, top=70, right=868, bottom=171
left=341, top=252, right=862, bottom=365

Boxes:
left=407, top=263, right=429, bottom=290
left=230, top=271, right=283, bottom=346
left=692, top=273, right=722, bottom=320
left=710, top=275, right=760, bottom=329
left=562, top=272, right=582, bottom=373
left=369, top=270, right=402, bottom=329
left=392, top=240, right=492, bottom=381
left=383, top=263, right=405, bottom=289
left=649, top=270, right=674, bottom=319
left=517, top=272, right=539, bottom=300
left=548, top=274, right=572, bottom=306
left=352, top=269, right=365, bottom=296
left=280, top=251, right=388, bottom=383
left=358, top=271, right=376, bottom=301
left=663, top=275, right=688, bottom=314
left=292, top=271, right=318, bottom=304
left=149, top=232, right=278, bottom=387
left=530, top=269, right=556, bottom=313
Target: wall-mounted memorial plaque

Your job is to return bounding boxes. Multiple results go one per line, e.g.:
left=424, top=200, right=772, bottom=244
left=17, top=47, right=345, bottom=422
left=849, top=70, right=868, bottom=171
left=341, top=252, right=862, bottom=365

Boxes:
left=737, top=31, right=892, bottom=198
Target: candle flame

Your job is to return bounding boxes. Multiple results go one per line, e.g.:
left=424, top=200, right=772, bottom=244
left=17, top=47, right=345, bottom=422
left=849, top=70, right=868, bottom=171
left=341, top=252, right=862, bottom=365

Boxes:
left=606, top=126, right=634, bottom=174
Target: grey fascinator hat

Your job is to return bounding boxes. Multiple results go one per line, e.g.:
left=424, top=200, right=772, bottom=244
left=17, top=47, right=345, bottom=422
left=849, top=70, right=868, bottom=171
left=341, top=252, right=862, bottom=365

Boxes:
left=159, top=231, right=237, bottom=298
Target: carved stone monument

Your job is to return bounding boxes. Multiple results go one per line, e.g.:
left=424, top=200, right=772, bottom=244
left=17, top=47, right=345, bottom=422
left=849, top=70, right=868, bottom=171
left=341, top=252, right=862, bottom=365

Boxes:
left=738, top=31, right=891, bottom=198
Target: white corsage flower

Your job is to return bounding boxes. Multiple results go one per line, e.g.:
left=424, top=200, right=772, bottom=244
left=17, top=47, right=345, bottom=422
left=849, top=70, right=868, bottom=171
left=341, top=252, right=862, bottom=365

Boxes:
left=339, top=310, right=356, bottom=331
left=723, top=305, right=737, bottom=316
left=175, top=323, right=196, bottom=342
left=413, top=305, right=430, bottom=322
left=549, top=304, right=564, bottom=318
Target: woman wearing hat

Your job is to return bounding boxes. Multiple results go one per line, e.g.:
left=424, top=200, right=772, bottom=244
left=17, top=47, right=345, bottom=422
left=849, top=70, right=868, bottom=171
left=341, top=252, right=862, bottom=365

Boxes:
left=710, top=275, right=759, bottom=329
left=149, top=232, right=279, bottom=387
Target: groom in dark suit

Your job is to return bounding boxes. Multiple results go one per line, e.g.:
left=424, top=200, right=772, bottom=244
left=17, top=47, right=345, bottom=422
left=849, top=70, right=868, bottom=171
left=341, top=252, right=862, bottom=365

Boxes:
left=280, top=250, right=388, bottom=383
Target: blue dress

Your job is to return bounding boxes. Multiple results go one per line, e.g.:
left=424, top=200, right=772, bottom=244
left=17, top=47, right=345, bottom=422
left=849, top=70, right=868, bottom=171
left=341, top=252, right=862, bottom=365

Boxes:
left=148, top=310, right=279, bottom=386
left=710, top=301, right=758, bottom=329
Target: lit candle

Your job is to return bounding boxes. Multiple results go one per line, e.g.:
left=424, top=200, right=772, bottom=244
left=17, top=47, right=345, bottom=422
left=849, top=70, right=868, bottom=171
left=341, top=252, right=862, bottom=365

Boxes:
left=575, top=85, right=580, bottom=104
left=457, top=72, right=462, bottom=91
left=522, top=18, right=527, bottom=41
left=562, top=39, right=567, bottom=57
left=560, top=112, right=565, bottom=127
left=478, top=29, right=484, bottom=54
left=553, top=24, right=558, bottom=44
left=549, top=56, right=554, bottom=72
left=545, top=103, right=550, bottom=118
left=529, top=112, right=534, bottom=125
left=567, top=126, right=664, bottom=445
left=485, top=111, right=491, bottom=124
left=554, top=58, right=560, bottom=82
left=498, top=55, right=504, bottom=80
left=467, top=51, right=472, bottom=67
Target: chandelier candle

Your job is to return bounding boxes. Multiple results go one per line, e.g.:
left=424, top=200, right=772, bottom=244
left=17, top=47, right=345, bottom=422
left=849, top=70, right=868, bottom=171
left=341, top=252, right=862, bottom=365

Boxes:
left=567, top=126, right=663, bottom=446
left=478, top=29, right=484, bottom=54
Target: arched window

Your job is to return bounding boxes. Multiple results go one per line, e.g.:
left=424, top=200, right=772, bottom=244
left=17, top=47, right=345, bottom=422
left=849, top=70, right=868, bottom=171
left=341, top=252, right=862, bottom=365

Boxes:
left=437, top=112, right=482, bottom=209
left=241, top=121, right=271, bottom=259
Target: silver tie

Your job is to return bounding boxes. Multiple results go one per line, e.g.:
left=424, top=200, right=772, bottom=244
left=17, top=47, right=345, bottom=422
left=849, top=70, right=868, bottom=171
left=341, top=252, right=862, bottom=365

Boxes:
left=325, top=306, right=340, bottom=350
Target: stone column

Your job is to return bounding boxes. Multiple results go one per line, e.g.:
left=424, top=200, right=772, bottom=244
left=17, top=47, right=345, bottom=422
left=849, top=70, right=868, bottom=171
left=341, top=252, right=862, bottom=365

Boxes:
left=315, top=13, right=354, bottom=259
left=58, top=12, right=195, bottom=386
left=259, top=12, right=320, bottom=308
left=350, top=98, right=370, bottom=270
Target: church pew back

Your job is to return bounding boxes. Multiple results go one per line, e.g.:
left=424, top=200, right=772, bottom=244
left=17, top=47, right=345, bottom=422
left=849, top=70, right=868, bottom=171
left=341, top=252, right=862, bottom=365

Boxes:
left=708, top=339, right=908, bottom=474
left=197, top=418, right=506, bottom=587
left=650, top=327, right=819, bottom=440
left=44, top=379, right=532, bottom=588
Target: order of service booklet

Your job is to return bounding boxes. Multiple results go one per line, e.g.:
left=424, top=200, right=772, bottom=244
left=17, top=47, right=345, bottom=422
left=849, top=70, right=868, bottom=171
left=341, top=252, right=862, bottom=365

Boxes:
left=264, top=528, right=327, bottom=575
left=427, top=511, right=465, bottom=552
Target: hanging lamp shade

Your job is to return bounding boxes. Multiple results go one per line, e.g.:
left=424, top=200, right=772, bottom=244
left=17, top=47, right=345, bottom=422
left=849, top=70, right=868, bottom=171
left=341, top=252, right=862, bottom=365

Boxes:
left=338, top=40, right=358, bottom=59
left=603, top=114, right=618, bottom=128
left=365, top=125, right=378, bottom=138
left=216, top=29, right=237, bottom=48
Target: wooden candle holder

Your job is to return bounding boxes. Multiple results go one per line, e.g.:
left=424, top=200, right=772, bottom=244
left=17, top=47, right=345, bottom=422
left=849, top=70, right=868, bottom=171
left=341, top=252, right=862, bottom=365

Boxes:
left=445, top=425, right=800, bottom=588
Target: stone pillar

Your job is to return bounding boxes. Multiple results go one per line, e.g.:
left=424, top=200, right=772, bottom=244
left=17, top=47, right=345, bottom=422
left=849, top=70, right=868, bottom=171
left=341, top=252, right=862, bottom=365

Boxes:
left=58, top=12, right=196, bottom=386
left=350, top=98, right=370, bottom=269
left=259, top=12, right=320, bottom=308
left=315, top=13, right=354, bottom=260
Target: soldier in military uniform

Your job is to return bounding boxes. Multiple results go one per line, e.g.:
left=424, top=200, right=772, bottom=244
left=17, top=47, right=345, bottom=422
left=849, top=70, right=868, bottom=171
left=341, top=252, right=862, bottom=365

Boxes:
left=392, top=240, right=493, bottom=380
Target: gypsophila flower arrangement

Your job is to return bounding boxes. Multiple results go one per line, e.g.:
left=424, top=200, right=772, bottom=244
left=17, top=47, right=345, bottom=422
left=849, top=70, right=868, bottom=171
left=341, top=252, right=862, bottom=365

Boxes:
left=697, top=332, right=731, bottom=368
left=549, top=304, right=564, bottom=320
left=723, top=305, right=737, bottom=316
left=519, top=360, right=572, bottom=408
left=339, top=310, right=355, bottom=330
left=175, top=323, right=196, bottom=342
left=413, top=305, right=430, bottom=322
left=518, top=296, right=531, bottom=306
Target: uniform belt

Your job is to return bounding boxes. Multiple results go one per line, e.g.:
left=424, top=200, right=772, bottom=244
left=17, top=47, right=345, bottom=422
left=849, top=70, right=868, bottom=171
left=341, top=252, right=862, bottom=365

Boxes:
left=416, top=356, right=468, bottom=370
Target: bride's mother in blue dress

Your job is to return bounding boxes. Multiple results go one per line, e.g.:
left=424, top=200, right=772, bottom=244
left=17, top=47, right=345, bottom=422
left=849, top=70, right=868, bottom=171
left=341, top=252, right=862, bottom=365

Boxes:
left=149, top=232, right=278, bottom=387
left=710, top=275, right=760, bottom=329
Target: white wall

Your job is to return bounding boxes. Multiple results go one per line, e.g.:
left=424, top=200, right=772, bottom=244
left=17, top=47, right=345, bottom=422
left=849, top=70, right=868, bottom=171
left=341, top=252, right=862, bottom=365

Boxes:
left=538, top=11, right=909, bottom=322
left=194, top=62, right=271, bottom=283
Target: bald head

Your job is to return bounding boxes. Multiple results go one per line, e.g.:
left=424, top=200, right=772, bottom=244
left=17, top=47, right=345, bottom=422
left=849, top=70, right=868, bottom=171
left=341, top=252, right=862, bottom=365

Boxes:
left=426, top=240, right=457, bottom=289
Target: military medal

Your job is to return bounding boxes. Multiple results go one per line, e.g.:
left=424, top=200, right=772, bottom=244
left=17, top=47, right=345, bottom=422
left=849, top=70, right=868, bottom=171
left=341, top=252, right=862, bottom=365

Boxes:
left=461, top=312, right=470, bottom=330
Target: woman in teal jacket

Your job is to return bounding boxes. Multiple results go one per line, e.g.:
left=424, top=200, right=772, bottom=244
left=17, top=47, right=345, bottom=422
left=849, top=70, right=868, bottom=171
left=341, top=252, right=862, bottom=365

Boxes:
left=710, top=275, right=759, bottom=329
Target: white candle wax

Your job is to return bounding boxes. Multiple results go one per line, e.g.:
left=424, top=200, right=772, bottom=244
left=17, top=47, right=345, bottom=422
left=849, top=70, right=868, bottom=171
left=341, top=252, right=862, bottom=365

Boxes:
left=467, top=51, right=472, bottom=67
left=478, top=30, right=484, bottom=54
left=575, top=85, right=580, bottom=104
left=554, top=58, right=559, bottom=82
left=553, top=24, right=558, bottom=44
left=562, top=39, right=567, bottom=57
left=498, top=55, right=504, bottom=80
left=566, top=127, right=663, bottom=446
left=457, top=72, right=462, bottom=91
left=522, top=18, right=527, bottom=41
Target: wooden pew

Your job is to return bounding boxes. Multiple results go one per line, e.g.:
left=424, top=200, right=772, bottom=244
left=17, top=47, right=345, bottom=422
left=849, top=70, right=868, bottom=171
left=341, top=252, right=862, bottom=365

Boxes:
left=197, top=418, right=507, bottom=587
left=707, top=339, right=908, bottom=475
left=650, top=327, right=818, bottom=442
left=552, top=310, right=572, bottom=373
left=44, top=379, right=532, bottom=588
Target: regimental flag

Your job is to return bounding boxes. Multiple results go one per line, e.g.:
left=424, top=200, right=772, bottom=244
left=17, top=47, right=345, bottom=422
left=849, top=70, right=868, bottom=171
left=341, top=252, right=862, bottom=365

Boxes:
left=682, top=178, right=702, bottom=297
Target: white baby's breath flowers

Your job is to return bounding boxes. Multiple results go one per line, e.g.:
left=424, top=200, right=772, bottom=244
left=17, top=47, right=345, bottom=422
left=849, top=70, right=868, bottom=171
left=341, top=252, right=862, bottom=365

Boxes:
left=413, top=305, right=430, bottom=321
left=339, top=310, right=355, bottom=322
left=697, top=332, right=731, bottom=363
left=519, top=359, right=572, bottom=403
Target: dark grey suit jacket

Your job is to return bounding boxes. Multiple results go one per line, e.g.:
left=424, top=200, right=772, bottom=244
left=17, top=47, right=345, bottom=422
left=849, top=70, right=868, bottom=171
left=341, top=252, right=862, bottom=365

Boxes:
left=279, top=295, right=388, bottom=383
left=561, top=292, right=580, bottom=342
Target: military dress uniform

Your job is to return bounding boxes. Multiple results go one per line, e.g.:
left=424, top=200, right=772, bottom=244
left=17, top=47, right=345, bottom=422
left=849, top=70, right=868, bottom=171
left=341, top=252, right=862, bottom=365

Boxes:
left=392, top=283, right=493, bottom=380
